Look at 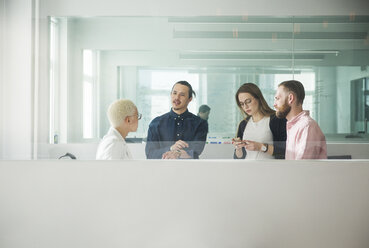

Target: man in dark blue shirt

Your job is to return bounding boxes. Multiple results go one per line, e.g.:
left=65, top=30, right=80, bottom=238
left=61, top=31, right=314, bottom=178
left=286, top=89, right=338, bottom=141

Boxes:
left=145, top=81, right=208, bottom=159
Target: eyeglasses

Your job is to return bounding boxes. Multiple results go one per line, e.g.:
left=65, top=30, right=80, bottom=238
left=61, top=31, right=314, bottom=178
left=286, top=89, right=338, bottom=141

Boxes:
left=129, top=113, right=142, bottom=120
left=239, top=98, right=253, bottom=107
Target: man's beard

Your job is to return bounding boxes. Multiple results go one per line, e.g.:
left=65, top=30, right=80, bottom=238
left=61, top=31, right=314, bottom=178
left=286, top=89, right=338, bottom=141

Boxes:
left=276, top=100, right=291, bottom=119
left=172, top=104, right=183, bottom=111
left=172, top=100, right=182, bottom=111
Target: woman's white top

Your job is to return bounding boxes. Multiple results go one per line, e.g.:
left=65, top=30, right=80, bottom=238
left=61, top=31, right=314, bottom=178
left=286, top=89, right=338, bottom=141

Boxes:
left=96, top=127, right=133, bottom=160
left=243, top=116, right=274, bottom=160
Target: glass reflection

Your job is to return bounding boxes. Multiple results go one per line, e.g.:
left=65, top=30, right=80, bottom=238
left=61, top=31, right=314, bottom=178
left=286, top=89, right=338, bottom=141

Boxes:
left=48, top=16, right=369, bottom=144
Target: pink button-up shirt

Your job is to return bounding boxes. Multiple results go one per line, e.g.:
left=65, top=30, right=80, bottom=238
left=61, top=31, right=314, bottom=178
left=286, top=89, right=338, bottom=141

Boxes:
left=286, top=110, right=327, bottom=160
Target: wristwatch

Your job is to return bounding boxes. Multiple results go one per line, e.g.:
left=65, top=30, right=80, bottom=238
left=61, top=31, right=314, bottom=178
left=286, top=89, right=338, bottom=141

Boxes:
left=261, top=143, right=269, bottom=153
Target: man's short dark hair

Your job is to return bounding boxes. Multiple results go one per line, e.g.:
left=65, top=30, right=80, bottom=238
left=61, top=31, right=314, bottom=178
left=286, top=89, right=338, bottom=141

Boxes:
left=198, top=104, right=211, bottom=113
left=278, top=80, right=305, bottom=105
left=172, top=81, right=196, bottom=99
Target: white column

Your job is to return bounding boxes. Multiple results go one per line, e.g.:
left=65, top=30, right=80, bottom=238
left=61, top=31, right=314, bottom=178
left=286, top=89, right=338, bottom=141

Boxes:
left=1, top=0, right=33, bottom=159
left=316, top=67, right=337, bottom=134
left=0, top=0, right=4, bottom=158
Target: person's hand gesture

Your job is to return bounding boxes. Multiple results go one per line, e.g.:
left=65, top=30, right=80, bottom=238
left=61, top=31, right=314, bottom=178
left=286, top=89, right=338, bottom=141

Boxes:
left=170, top=140, right=189, bottom=151
left=244, top=140, right=262, bottom=151
left=232, top=138, right=247, bottom=149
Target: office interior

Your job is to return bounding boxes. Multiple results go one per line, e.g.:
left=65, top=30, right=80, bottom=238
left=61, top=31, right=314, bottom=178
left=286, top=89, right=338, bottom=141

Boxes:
left=1, top=0, right=369, bottom=247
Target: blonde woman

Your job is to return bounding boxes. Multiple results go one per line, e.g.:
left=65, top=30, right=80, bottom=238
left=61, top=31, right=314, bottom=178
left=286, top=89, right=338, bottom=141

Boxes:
left=233, top=83, right=286, bottom=160
left=96, top=99, right=141, bottom=160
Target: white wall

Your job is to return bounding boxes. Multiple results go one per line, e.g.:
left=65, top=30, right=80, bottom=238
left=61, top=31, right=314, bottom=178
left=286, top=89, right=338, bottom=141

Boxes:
left=0, top=0, right=4, bottom=158
left=1, top=0, right=33, bottom=159
left=1, top=159, right=369, bottom=248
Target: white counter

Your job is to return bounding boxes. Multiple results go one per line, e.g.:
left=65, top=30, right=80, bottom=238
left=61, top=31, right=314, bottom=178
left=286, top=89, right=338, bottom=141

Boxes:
left=1, top=160, right=369, bottom=248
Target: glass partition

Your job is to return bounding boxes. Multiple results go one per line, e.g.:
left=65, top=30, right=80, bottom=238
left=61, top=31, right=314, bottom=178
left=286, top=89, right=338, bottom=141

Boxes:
left=48, top=16, right=369, bottom=146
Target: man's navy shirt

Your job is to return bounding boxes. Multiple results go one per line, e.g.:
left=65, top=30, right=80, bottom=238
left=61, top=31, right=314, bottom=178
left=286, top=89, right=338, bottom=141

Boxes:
left=145, top=109, right=208, bottom=159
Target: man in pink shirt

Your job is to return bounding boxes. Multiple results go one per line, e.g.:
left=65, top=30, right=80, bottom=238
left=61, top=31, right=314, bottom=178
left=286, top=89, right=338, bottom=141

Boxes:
left=274, top=80, right=327, bottom=160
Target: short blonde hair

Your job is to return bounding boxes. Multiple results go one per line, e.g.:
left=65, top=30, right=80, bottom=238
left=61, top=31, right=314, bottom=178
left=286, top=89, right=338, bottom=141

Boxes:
left=107, top=99, right=137, bottom=128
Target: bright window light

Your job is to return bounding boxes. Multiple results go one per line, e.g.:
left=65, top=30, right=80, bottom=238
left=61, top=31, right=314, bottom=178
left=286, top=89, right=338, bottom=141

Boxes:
left=83, top=50, right=93, bottom=77
left=83, top=81, right=93, bottom=139
left=83, top=49, right=94, bottom=139
left=151, top=71, right=199, bottom=90
left=150, top=96, right=170, bottom=119
left=151, top=70, right=199, bottom=114
left=49, top=19, right=56, bottom=143
left=274, top=73, right=315, bottom=91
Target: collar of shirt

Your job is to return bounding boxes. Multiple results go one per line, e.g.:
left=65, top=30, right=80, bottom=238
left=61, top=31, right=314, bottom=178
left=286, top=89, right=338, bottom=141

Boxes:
left=109, top=127, right=126, bottom=143
left=287, top=110, right=310, bottom=130
left=169, top=108, right=190, bottom=120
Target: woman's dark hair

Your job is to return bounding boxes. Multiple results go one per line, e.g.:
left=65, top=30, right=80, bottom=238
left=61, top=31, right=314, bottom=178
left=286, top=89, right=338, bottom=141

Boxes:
left=235, top=83, right=275, bottom=118
left=172, top=81, right=196, bottom=99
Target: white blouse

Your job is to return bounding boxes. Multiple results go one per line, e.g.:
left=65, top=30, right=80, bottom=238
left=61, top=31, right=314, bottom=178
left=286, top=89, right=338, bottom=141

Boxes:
left=96, top=127, right=133, bottom=160
left=243, top=116, right=274, bottom=160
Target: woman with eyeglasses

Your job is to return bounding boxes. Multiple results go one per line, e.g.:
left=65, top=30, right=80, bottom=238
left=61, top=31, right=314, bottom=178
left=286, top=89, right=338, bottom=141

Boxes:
left=233, top=83, right=286, bottom=159
left=96, top=99, right=142, bottom=160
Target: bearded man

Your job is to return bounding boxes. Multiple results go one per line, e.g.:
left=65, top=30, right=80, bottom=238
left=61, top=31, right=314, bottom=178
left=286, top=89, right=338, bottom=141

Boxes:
left=274, top=80, right=327, bottom=160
